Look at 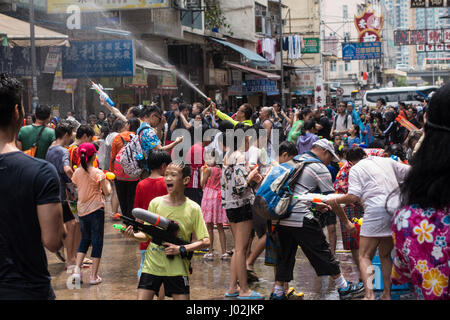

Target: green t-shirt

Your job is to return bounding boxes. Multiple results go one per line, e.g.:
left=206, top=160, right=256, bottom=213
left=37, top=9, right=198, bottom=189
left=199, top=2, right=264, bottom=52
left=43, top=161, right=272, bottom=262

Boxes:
left=142, top=196, right=209, bottom=277
left=18, top=125, right=56, bottom=159
left=288, top=120, right=304, bottom=143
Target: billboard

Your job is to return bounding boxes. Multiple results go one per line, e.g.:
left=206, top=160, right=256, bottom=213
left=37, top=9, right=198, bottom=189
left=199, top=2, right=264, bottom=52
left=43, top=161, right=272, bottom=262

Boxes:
left=342, top=42, right=382, bottom=60
left=62, top=40, right=135, bottom=78
left=47, top=0, right=170, bottom=14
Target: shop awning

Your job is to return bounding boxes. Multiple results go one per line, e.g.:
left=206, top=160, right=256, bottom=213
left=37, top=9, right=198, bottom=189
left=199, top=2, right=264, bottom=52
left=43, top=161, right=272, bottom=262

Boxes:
left=227, top=62, right=280, bottom=81
left=0, top=14, right=69, bottom=47
left=135, top=58, right=173, bottom=74
left=210, top=37, right=269, bottom=68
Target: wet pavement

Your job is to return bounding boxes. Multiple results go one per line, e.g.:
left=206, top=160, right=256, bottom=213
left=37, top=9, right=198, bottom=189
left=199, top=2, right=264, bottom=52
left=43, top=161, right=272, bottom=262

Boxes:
left=47, top=217, right=415, bottom=300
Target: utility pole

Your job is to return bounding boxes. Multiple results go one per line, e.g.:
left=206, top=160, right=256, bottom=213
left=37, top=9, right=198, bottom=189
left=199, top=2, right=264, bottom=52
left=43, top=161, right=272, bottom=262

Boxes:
left=30, top=0, right=39, bottom=112
left=279, top=0, right=285, bottom=108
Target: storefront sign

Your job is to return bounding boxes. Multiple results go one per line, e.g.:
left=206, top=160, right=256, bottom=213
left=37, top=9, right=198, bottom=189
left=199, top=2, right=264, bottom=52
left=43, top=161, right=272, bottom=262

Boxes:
left=62, top=40, right=135, bottom=78
left=411, top=0, right=426, bottom=8
left=158, top=72, right=177, bottom=90
left=355, top=7, right=384, bottom=43
left=290, top=72, right=315, bottom=95
left=0, top=46, right=41, bottom=77
left=124, top=65, right=147, bottom=87
left=52, top=58, right=77, bottom=92
left=47, top=0, right=169, bottom=13
left=301, top=38, right=320, bottom=54
left=342, top=42, right=382, bottom=60
left=43, top=47, right=61, bottom=74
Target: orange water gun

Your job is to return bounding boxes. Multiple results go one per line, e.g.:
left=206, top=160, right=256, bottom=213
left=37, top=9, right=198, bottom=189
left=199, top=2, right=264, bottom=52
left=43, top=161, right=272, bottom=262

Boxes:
left=396, top=114, right=419, bottom=132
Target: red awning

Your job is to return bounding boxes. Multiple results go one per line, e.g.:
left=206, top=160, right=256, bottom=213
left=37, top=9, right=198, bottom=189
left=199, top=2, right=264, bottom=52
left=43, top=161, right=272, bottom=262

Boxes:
left=226, top=62, right=280, bottom=81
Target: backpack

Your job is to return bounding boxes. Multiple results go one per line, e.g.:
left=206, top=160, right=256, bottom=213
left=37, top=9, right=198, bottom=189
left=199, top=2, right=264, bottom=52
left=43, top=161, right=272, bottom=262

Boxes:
left=333, top=114, right=349, bottom=131
left=252, top=156, right=321, bottom=220
left=119, top=126, right=150, bottom=179
left=114, top=136, right=138, bottom=181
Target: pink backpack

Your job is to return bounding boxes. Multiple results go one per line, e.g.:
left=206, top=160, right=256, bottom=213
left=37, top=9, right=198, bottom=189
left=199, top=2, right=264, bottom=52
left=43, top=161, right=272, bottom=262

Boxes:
left=113, top=137, right=138, bottom=181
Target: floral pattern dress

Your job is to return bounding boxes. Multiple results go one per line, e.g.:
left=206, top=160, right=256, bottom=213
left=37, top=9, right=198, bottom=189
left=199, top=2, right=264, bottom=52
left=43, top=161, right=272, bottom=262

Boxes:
left=391, top=205, right=450, bottom=300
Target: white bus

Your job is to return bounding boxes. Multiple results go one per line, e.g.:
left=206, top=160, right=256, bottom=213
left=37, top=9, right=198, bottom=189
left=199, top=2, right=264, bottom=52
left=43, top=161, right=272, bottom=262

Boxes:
left=362, top=86, right=439, bottom=108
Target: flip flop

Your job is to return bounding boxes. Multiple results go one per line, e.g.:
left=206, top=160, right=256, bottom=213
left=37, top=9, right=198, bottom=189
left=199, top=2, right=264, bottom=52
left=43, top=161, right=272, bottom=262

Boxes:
left=224, top=292, right=240, bottom=297
left=247, top=269, right=259, bottom=282
left=237, top=291, right=265, bottom=300
left=83, top=258, right=93, bottom=264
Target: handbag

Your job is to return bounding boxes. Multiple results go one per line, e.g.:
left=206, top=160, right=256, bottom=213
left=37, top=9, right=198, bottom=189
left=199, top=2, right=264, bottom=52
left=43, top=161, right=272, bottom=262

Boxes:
left=24, top=126, right=46, bottom=157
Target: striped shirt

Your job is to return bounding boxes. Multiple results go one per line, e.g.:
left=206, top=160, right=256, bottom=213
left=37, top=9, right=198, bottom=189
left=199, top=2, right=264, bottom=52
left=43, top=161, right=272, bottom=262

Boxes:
left=279, top=152, right=335, bottom=228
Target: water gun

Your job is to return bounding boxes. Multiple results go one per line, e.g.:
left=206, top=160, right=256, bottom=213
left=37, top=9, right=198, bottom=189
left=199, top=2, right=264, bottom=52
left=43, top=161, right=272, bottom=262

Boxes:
left=102, top=170, right=116, bottom=180
left=113, top=209, right=192, bottom=260
left=293, top=193, right=342, bottom=204
left=249, top=162, right=259, bottom=171
left=395, top=114, right=419, bottom=132
left=91, top=81, right=115, bottom=107
left=202, top=164, right=209, bottom=174
left=391, top=155, right=399, bottom=162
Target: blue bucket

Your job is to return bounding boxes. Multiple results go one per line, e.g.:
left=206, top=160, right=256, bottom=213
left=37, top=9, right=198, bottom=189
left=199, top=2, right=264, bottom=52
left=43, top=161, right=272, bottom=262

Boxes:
left=372, top=254, right=410, bottom=291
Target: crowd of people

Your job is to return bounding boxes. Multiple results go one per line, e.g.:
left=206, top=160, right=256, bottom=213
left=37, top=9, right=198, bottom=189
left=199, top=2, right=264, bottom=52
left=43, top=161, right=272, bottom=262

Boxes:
left=0, top=71, right=448, bottom=301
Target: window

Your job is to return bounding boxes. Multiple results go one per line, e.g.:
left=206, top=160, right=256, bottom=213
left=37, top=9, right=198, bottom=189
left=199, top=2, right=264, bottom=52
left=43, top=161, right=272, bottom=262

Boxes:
left=345, top=62, right=351, bottom=72
left=331, top=61, right=337, bottom=72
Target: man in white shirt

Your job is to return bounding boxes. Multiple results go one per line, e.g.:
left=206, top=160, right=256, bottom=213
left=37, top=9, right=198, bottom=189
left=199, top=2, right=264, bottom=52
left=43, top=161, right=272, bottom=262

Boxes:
left=332, top=147, right=410, bottom=300
left=330, top=102, right=353, bottom=136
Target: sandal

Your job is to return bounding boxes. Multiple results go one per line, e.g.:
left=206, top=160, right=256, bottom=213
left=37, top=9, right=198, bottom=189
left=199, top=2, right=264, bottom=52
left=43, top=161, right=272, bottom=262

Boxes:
left=221, top=253, right=231, bottom=260
left=247, top=269, right=259, bottom=282
left=90, top=275, right=102, bottom=285
left=203, top=253, right=214, bottom=261
left=224, top=291, right=240, bottom=297
left=237, top=291, right=264, bottom=300
left=83, top=258, right=93, bottom=264
left=55, top=250, right=66, bottom=263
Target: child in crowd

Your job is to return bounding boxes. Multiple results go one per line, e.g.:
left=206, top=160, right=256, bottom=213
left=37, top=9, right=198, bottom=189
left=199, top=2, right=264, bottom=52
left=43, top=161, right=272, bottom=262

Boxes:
left=122, top=161, right=210, bottom=300
left=71, top=143, right=111, bottom=285
left=133, top=150, right=172, bottom=290
left=200, top=151, right=229, bottom=261
left=347, top=124, right=360, bottom=147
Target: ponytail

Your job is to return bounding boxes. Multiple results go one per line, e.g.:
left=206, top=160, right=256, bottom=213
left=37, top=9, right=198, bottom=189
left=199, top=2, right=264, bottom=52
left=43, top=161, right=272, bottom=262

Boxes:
left=80, top=151, right=94, bottom=172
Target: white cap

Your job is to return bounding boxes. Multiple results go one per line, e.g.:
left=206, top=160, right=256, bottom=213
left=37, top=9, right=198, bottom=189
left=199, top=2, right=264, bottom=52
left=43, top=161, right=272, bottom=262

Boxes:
left=312, top=139, right=340, bottom=162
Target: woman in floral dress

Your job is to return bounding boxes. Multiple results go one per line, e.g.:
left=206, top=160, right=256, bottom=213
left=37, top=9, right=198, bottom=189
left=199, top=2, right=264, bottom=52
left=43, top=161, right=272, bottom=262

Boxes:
left=391, top=83, right=450, bottom=300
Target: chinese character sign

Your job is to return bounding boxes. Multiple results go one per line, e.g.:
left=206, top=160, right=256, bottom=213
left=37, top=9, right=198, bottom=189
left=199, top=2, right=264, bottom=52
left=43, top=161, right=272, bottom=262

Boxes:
left=62, top=40, right=135, bottom=78
left=354, top=6, right=384, bottom=43
left=0, top=46, right=41, bottom=76
left=342, top=42, right=382, bottom=61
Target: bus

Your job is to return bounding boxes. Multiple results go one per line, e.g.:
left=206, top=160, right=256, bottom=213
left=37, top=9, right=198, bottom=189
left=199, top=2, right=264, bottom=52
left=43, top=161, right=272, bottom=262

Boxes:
left=362, top=86, right=439, bottom=108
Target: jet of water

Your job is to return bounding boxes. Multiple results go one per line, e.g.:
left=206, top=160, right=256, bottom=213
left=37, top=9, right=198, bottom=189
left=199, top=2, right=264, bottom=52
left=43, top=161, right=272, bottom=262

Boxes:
left=87, top=3, right=210, bottom=101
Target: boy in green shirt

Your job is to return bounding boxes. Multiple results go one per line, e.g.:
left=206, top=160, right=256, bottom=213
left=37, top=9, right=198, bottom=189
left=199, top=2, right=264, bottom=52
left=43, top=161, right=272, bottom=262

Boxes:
left=122, top=161, right=210, bottom=300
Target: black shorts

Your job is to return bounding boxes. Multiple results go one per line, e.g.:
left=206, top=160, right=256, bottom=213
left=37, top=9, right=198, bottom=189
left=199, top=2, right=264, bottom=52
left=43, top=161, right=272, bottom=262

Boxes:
left=275, top=218, right=340, bottom=282
left=226, top=204, right=253, bottom=224
left=138, top=273, right=190, bottom=297
left=62, top=201, right=75, bottom=223
left=318, top=210, right=337, bottom=228
left=184, top=188, right=203, bottom=206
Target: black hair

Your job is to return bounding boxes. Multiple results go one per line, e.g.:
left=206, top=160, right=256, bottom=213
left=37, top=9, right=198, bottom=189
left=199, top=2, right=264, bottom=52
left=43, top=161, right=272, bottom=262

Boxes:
left=128, top=106, right=141, bottom=118
left=35, top=104, right=52, bottom=121
left=279, top=141, right=298, bottom=157
left=100, top=125, right=110, bottom=138
left=54, top=121, right=74, bottom=139
left=170, top=160, right=192, bottom=181
left=76, top=124, right=95, bottom=140
left=178, top=103, right=189, bottom=112
left=0, top=73, right=23, bottom=128
left=111, top=119, right=126, bottom=133
left=219, top=120, right=234, bottom=133
left=346, top=147, right=367, bottom=163
left=127, top=117, right=141, bottom=133
left=384, top=144, right=406, bottom=161
left=351, top=123, right=360, bottom=136
left=397, top=82, right=450, bottom=209
left=301, top=119, right=316, bottom=135
left=300, top=108, right=312, bottom=120
left=241, top=103, right=254, bottom=120
left=148, top=150, right=172, bottom=172
left=368, top=139, right=384, bottom=149
left=140, top=105, right=162, bottom=119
